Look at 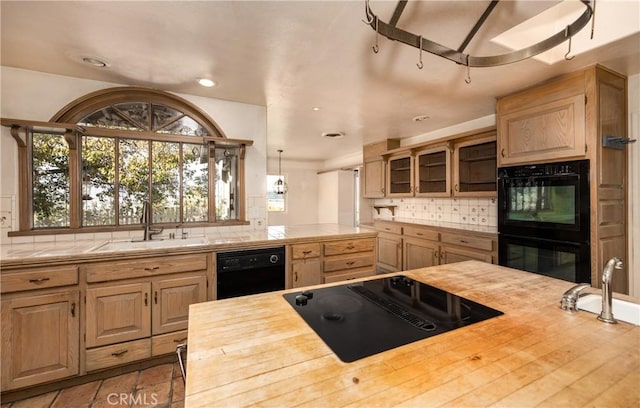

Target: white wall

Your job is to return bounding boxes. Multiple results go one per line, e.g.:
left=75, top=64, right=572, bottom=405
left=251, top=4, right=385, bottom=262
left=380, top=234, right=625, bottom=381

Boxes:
left=628, top=73, right=639, bottom=297
left=0, top=66, right=267, bottom=244
left=267, top=158, right=320, bottom=226
left=317, top=170, right=354, bottom=226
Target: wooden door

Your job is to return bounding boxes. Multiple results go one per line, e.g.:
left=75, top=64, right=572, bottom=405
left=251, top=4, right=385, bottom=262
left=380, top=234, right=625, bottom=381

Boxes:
left=403, top=237, right=439, bottom=270
left=363, top=159, right=386, bottom=198
left=86, top=283, right=151, bottom=348
left=291, top=260, right=322, bottom=288
left=152, top=274, right=207, bottom=335
left=1, top=290, right=79, bottom=390
left=377, top=232, right=403, bottom=272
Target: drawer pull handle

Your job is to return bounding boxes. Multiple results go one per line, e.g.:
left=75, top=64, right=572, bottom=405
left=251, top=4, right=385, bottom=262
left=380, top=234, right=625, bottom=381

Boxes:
left=416, top=232, right=423, bottom=236
left=173, top=337, right=188, bottom=343
left=384, top=228, right=390, bottom=231
left=459, top=240, right=469, bottom=244
left=144, top=266, right=160, bottom=271
left=346, top=261, right=355, bottom=266
left=346, top=245, right=355, bottom=250
left=302, top=250, right=312, bottom=255
left=71, top=302, right=76, bottom=317
left=501, top=148, right=505, bottom=158
left=111, top=349, right=128, bottom=357
left=29, top=277, right=50, bottom=284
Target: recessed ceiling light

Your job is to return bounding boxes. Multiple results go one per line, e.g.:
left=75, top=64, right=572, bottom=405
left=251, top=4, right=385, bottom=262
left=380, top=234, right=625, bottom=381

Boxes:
left=197, top=78, right=216, bottom=87
left=81, top=56, right=109, bottom=68
left=412, top=115, right=430, bottom=122
left=322, top=132, right=345, bottom=139
left=312, top=107, right=321, bottom=111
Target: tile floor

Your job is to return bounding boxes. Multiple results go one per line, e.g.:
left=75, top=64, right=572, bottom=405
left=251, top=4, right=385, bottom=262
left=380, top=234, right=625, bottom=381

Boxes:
left=0, top=362, right=184, bottom=408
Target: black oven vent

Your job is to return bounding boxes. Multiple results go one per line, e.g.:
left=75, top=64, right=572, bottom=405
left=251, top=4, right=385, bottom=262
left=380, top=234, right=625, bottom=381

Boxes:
left=348, top=285, right=437, bottom=331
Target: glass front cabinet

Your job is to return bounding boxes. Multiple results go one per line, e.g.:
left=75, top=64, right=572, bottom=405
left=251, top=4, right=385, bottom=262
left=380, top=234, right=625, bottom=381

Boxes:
left=414, top=144, right=451, bottom=197
left=386, top=153, right=414, bottom=197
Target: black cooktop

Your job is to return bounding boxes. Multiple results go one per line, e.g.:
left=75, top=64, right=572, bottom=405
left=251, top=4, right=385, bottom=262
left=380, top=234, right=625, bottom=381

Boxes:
left=283, top=275, right=503, bottom=362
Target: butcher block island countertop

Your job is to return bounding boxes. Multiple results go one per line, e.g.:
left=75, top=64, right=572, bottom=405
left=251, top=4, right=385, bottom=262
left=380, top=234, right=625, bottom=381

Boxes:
left=185, top=261, right=640, bottom=408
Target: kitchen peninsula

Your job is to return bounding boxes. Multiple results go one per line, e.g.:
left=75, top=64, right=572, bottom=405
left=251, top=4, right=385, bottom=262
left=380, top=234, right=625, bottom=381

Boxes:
left=184, top=261, right=639, bottom=407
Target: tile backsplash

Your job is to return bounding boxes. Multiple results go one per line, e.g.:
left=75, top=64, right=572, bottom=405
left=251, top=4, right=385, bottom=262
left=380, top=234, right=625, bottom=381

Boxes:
left=372, top=197, right=497, bottom=227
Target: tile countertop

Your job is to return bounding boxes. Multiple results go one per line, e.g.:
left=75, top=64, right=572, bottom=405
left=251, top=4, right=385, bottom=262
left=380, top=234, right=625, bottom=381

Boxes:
left=368, top=217, right=498, bottom=234
left=0, top=224, right=377, bottom=268
left=184, top=261, right=640, bottom=407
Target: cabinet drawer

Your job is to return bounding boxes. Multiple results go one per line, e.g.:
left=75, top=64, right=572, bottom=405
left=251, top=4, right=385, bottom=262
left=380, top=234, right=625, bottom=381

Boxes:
left=290, top=243, right=321, bottom=259
left=1, top=266, right=78, bottom=293
left=374, top=222, right=402, bottom=235
left=440, top=232, right=494, bottom=252
left=323, top=238, right=375, bottom=256
left=324, top=268, right=374, bottom=284
left=403, top=226, right=438, bottom=241
left=324, top=254, right=374, bottom=273
left=85, top=254, right=208, bottom=283
left=86, top=338, right=151, bottom=372
left=151, top=330, right=188, bottom=357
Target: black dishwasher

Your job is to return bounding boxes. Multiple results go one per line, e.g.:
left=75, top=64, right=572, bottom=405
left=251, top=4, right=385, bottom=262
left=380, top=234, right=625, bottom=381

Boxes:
left=216, top=247, right=285, bottom=299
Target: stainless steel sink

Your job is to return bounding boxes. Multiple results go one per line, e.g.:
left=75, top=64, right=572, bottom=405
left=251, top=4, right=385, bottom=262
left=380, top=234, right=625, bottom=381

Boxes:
left=90, top=236, right=209, bottom=252
left=577, top=294, right=640, bottom=326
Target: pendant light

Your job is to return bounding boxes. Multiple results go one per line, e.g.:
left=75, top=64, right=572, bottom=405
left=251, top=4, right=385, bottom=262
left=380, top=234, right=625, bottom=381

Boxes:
left=273, top=149, right=288, bottom=195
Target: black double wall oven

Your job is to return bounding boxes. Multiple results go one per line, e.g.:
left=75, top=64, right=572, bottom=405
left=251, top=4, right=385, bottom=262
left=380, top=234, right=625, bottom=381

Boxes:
left=497, top=159, right=591, bottom=283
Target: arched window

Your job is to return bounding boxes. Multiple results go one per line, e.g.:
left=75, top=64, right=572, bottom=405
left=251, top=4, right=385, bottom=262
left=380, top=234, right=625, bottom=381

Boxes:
left=4, top=87, right=251, bottom=234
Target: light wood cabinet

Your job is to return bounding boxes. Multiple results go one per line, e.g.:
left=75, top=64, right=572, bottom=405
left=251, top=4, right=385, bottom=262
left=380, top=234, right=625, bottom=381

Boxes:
left=497, top=94, right=586, bottom=165
left=375, top=221, right=497, bottom=272
left=1, top=290, right=80, bottom=390
left=414, top=145, right=451, bottom=197
left=452, top=134, right=497, bottom=197
left=83, top=254, right=209, bottom=371
left=496, top=65, right=628, bottom=293
left=291, top=260, right=322, bottom=288
left=362, top=139, right=399, bottom=198
left=386, top=153, right=414, bottom=197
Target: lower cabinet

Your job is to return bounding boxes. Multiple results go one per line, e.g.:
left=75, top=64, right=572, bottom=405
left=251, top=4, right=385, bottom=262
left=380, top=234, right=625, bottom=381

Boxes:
left=377, top=231, right=403, bottom=272
left=288, top=237, right=376, bottom=287
left=1, top=289, right=80, bottom=390
left=403, top=237, right=439, bottom=270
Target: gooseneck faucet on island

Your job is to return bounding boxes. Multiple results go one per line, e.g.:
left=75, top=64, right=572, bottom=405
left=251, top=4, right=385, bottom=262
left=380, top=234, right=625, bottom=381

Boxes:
left=560, top=283, right=592, bottom=311
left=598, top=257, right=623, bottom=324
left=140, top=201, right=163, bottom=241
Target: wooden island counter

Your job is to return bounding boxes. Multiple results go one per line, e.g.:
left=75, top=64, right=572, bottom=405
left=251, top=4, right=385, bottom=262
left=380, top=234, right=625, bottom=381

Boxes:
left=185, top=261, right=639, bottom=407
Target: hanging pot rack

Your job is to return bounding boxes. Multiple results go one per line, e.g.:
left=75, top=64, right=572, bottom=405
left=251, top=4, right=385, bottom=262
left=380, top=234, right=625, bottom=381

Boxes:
left=364, top=0, right=595, bottom=69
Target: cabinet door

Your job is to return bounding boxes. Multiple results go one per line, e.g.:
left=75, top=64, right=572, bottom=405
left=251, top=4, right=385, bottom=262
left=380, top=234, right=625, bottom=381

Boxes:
left=86, top=283, right=151, bottom=348
left=291, top=260, right=322, bottom=288
left=152, top=274, right=207, bottom=335
left=440, top=246, right=493, bottom=265
left=1, top=291, right=79, bottom=390
left=377, top=232, right=403, bottom=272
left=403, top=237, right=439, bottom=270
left=386, top=154, right=414, bottom=197
left=415, top=146, right=451, bottom=197
left=453, top=136, right=497, bottom=197
left=497, top=94, right=586, bottom=166
left=363, top=159, right=386, bottom=198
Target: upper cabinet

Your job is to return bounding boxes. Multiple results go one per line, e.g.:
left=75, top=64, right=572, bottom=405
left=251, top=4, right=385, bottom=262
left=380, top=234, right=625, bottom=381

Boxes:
left=375, top=128, right=497, bottom=199
left=414, top=144, right=451, bottom=197
left=386, top=152, right=414, bottom=197
left=362, top=139, right=400, bottom=198
left=452, top=134, right=497, bottom=197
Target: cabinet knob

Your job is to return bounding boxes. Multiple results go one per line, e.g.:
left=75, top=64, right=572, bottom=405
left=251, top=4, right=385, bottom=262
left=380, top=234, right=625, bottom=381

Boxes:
left=454, top=184, right=459, bottom=192
left=294, top=272, right=298, bottom=282
left=71, top=302, right=76, bottom=317
left=144, top=293, right=148, bottom=306
left=154, top=291, right=158, bottom=304
left=501, top=148, right=505, bottom=158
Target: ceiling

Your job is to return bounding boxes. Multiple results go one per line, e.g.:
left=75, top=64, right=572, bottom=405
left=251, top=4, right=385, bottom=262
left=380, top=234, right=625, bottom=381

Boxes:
left=1, top=1, right=639, bottom=163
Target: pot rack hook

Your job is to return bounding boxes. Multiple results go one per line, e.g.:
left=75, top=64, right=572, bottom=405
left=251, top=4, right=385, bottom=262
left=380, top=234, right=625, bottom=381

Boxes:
left=464, top=56, right=471, bottom=84
left=372, top=16, right=380, bottom=54
left=564, top=26, right=575, bottom=60
left=417, top=36, right=424, bottom=69
left=590, top=0, right=597, bottom=39
left=362, top=0, right=374, bottom=24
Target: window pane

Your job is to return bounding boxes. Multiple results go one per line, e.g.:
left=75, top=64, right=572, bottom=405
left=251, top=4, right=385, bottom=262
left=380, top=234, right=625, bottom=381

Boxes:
left=267, top=175, right=285, bottom=212
left=119, top=139, right=149, bottom=225
left=152, top=141, right=180, bottom=223
left=32, top=132, right=69, bottom=227
left=82, top=136, right=116, bottom=226
left=151, top=104, right=182, bottom=131
left=183, top=143, right=208, bottom=222
left=214, top=147, right=238, bottom=221
left=114, top=102, right=149, bottom=129
left=158, top=116, right=207, bottom=136
left=79, top=107, right=143, bottom=131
